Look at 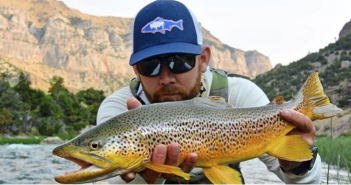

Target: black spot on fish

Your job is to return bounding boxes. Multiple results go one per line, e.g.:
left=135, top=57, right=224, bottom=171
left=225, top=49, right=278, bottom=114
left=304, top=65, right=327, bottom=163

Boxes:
left=75, top=139, right=81, bottom=146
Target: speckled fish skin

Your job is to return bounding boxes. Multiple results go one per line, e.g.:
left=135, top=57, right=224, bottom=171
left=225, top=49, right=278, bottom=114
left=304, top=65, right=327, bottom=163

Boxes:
left=53, top=72, right=342, bottom=184
left=104, top=97, right=295, bottom=165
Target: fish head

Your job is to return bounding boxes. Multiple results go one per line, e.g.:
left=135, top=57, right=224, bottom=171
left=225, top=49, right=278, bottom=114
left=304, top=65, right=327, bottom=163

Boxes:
left=53, top=128, right=148, bottom=184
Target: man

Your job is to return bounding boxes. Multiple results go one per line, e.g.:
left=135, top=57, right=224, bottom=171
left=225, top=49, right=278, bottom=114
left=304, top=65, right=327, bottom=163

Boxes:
left=97, top=0, right=321, bottom=184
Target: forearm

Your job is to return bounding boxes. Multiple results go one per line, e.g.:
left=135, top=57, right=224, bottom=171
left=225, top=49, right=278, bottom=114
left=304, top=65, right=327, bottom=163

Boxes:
left=259, top=154, right=322, bottom=184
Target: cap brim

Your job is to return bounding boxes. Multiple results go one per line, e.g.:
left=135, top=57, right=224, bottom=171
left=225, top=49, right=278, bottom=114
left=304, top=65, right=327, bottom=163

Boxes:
left=129, top=42, right=202, bottom=65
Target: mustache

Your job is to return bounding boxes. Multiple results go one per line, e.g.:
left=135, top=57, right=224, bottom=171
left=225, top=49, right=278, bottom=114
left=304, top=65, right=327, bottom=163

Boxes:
left=156, top=85, right=188, bottom=95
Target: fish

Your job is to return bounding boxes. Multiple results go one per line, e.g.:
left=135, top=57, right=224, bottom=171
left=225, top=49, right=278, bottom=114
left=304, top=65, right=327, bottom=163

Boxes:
left=53, top=72, right=342, bottom=184
left=141, top=17, right=183, bottom=34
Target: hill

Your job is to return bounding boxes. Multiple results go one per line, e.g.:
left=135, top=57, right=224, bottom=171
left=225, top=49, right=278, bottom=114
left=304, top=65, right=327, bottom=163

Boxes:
left=0, top=0, right=272, bottom=95
left=253, top=31, right=351, bottom=136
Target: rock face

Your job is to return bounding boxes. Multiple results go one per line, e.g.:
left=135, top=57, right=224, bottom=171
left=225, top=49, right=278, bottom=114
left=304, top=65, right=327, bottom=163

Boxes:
left=202, top=29, right=272, bottom=78
left=0, top=0, right=272, bottom=94
left=339, top=19, right=351, bottom=39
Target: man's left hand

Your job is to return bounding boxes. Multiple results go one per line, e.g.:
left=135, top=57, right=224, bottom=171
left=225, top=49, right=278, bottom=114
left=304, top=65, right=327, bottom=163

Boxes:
left=279, top=109, right=316, bottom=171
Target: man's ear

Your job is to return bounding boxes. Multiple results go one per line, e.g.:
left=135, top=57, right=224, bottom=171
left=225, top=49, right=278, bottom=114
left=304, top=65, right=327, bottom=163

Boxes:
left=199, top=46, right=211, bottom=73
left=132, top=65, right=141, bottom=81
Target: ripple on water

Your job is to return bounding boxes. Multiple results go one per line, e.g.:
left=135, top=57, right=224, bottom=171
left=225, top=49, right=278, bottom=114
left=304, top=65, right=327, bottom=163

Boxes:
left=0, top=144, right=76, bottom=184
left=51, top=158, right=63, bottom=164
left=5, top=144, right=41, bottom=149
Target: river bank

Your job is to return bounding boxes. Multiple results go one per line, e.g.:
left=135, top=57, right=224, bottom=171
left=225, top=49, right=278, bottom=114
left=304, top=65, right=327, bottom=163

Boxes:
left=0, top=144, right=349, bottom=184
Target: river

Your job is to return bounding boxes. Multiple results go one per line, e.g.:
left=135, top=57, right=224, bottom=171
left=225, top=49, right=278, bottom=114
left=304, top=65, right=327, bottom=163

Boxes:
left=0, top=144, right=349, bottom=184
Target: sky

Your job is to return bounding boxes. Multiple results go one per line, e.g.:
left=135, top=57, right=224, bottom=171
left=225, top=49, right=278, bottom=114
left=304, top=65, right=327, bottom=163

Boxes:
left=59, top=0, right=351, bottom=67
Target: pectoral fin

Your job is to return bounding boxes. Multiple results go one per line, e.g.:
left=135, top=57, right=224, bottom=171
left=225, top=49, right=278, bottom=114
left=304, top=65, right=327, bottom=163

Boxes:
left=143, top=162, right=190, bottom=180
left=267, top=135, right=312, bottom=162
left=203, top=165, right=242, bottom=184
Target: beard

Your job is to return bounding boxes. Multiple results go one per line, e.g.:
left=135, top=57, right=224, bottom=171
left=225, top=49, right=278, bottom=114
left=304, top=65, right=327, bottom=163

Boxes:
left=142, top=66, right=202, bottom=103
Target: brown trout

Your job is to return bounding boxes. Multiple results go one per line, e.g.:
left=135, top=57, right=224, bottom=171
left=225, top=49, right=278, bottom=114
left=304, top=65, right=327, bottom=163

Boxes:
left=53, top=72, right=342, bottom=184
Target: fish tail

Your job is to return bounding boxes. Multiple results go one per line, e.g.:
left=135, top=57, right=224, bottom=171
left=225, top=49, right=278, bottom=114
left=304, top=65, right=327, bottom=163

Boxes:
left=176, top=20, right=183, bottom=30
left=299, top=72, right=342, bottom=120
left=267, top=72, right=343, bottom=162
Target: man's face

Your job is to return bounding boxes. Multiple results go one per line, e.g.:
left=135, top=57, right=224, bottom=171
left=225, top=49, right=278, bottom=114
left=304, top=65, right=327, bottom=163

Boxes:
left=139, top=56, right=201, bottom=103
left=133, top=48, right=210, bottom=103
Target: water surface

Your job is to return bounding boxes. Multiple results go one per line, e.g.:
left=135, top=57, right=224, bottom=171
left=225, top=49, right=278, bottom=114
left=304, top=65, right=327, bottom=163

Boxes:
left=0, top=144, right=75, bottom=184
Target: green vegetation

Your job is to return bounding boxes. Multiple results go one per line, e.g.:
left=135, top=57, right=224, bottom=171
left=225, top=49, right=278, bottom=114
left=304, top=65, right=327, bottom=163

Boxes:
left=0, top=71, right=105, bottom=138
left=320, top=35, right=351, bottom=53
left=0, top=135, right=47, bottom=145
left=315, top=135, right=351, bottom=174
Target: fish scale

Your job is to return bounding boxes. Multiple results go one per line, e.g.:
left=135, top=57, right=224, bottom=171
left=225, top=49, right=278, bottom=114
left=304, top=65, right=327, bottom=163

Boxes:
left=53, top=72, right=343, bottom=184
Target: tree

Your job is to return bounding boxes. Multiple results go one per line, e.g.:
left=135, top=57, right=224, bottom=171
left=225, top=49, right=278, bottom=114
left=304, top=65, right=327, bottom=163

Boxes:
left=13, top=72, right=32, bottom=101
left=76, top=88, right=105, bottom=106
left=0, top=108, right=13, bottom=134
left=57, top=92, right=89, bottom=131
left=0, top=81, right=25, bottom=134
left=76, top=88, right=105, bottom=125
left=47, top=76, right=90, bottom=132
left=49, top=76, right=69, bottom=101
left=38, top=117, right=63, bottom=136
left=0, top=76, right=10, bottom=97
left=34, top=95, right=64, bottom=136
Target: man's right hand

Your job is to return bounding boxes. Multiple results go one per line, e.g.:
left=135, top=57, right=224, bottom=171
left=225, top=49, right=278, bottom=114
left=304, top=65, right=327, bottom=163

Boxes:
left=120, top=97, right=198, bottom=183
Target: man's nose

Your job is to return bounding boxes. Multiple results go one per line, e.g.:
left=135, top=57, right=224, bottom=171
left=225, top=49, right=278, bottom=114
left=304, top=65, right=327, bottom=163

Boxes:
left=159, top=64, right=176, bottom=85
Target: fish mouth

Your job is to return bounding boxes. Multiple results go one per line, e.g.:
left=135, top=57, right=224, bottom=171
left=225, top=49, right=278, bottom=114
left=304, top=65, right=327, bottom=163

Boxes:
left=59, top=155, right=96, bottom=174
left=53, top=146, right=112, bottom=184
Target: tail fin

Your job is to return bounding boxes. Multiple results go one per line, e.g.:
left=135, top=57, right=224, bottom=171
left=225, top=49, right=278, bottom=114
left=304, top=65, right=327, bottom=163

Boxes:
left=299, top=72, right=342, bottom=120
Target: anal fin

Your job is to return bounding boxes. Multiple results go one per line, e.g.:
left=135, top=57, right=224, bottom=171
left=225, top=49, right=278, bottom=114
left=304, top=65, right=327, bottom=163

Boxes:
left=267, top=135, right=312, bottom=162
left=143, top=162, right=190, bottom=180
left=203, top=165, right=242, bottom=184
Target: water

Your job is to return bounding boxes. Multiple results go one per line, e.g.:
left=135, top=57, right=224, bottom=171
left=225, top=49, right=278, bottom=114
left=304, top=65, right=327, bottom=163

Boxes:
left=0, top=144, right=349, bottom=184
left=0, top=144, right=75, bottom=184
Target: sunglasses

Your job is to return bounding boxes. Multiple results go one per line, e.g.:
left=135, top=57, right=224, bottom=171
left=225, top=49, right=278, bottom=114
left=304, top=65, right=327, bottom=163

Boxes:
left=136, top=54, right=197, bottom=77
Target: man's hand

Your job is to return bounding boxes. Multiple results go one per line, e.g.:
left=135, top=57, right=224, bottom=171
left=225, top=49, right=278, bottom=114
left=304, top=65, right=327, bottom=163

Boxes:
left=279, top=109, right=316, bottom=171
left=120, top=97, right=198, bottom=183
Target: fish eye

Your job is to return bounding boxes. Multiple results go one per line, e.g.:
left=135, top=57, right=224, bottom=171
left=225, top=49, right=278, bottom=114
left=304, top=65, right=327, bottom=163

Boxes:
left=88, top=141, right=100, bottom=151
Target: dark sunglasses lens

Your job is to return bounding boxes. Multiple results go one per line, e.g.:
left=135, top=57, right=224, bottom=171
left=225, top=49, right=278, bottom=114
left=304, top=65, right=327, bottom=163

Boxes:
left=168, top=55, right=196, bottom=73
left=137, top=59, right=161, bottom=76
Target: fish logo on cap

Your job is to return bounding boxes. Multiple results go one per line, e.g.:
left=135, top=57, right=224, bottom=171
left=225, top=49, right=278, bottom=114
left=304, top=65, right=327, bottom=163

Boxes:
left=141, top=17, right=183, bottom=34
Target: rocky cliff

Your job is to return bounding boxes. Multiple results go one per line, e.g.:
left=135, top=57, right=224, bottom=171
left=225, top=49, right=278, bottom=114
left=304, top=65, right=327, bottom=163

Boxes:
left=0, top=0, right=272, bottom=94
left=339, top=19, right=351, bottom=39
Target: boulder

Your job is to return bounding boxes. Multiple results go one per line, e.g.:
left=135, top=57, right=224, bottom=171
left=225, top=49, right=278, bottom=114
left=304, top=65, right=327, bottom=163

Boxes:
left=40, top=136, right=64, bottom=145
left=341, top=60, right=350, bottom=68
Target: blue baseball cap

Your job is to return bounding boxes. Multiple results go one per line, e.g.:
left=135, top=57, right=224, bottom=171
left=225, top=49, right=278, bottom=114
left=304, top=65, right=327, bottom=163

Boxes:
left=129, top=0, right=203, bottom=65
